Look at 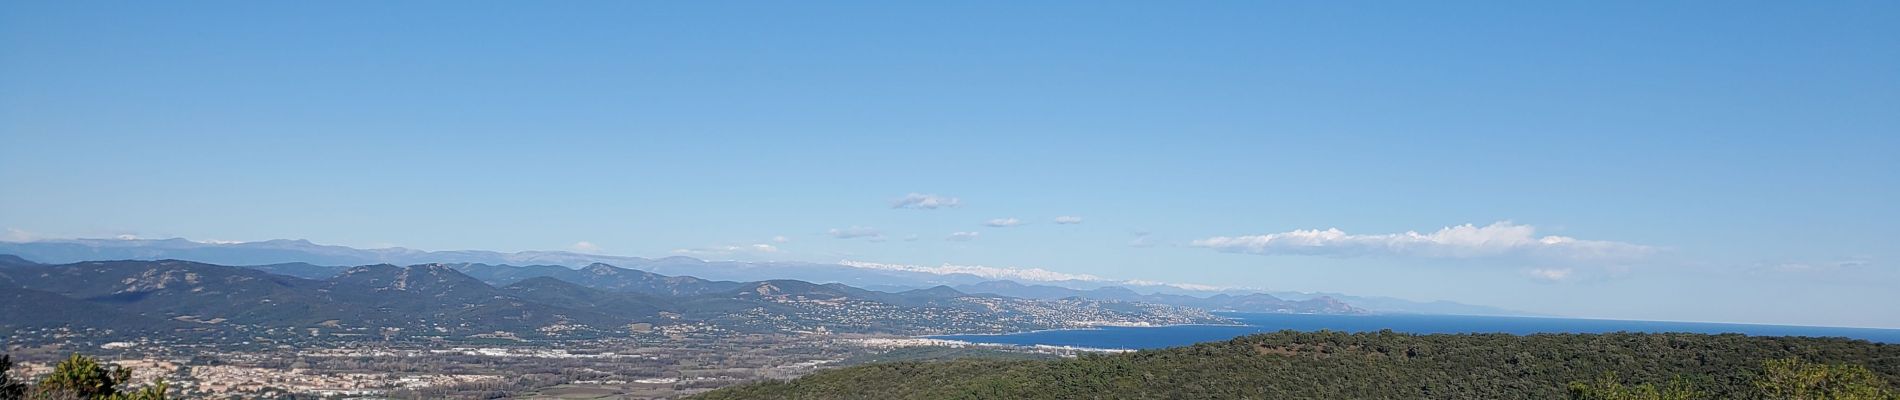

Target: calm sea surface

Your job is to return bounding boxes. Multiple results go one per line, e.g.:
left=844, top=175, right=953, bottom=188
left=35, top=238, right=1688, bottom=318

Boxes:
left=931, top=313, right=1900, bottom=349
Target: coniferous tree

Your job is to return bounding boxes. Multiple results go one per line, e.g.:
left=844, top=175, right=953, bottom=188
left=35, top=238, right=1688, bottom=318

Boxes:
left=30, top=354, right=168, bottom=400
left=1754, top=358, right=1897, bottom=400
left=1567, top=372, right=1704, bottom=400
left=2, top=354, right=29, bottom=400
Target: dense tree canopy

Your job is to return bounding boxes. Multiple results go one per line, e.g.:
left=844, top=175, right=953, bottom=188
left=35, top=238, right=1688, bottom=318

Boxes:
left=696, top=331, right=1900, bottom=400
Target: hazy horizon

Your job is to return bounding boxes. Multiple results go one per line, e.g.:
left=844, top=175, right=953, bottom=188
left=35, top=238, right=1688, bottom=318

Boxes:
left=5, top=2, right=1896, bottom=329
left=4, top=234, right=1897, bottom=330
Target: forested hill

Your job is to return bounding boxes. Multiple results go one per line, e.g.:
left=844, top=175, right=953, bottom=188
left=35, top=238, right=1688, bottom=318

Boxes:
left=694, top=331, right=1900, bottom=399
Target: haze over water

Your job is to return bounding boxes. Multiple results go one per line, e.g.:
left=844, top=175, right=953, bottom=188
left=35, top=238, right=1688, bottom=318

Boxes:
left=934, top=313, right=1900, bottom=350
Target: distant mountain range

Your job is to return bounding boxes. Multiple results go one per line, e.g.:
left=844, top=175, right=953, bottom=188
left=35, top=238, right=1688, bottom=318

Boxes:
left=0, top=238, right=1003, bottom=288
left=0, top=258, right=1232, bottom=339
left=954, top=280, right=1362, bottom=315
left=0, top=238, right=1535, bottom=316
left=1267, top=291, right=1542, bottom=317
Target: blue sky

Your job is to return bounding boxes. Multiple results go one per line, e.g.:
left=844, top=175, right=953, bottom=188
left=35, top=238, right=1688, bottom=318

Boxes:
left=2, top=1, right=1897, bottom=328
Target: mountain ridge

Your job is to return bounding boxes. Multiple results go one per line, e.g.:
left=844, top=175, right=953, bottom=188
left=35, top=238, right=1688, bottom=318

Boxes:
left=0, top=238, right=1527, bottom=316
left=0, top=258, right=1231, bottom=338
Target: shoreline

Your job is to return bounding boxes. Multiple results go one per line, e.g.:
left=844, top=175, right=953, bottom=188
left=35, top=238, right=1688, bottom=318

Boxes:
left=923, top=321, right=1250, bottom=339
left=889, top=337, right=1139, bottom=354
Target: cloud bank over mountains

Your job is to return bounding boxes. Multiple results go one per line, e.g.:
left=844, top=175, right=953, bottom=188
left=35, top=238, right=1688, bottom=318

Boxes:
left=0, top=234, right=1543, bottom=315
left=838, top=260, right=1104, bottom=282
left=835, top=260, right=1239, bottom=292
left=672, top=243, right=780, bottom=256
left=1191, top=221, right=1654, bottom=260
left=0, top=235, right=1241, bottom=293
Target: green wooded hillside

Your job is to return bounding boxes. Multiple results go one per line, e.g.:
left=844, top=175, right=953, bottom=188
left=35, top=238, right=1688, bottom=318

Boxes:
left=696, top=330, right=1900, bottom=399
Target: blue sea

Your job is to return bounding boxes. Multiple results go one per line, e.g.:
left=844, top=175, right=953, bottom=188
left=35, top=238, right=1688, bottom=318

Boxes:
left=932, top=313, right=1900, bottom=349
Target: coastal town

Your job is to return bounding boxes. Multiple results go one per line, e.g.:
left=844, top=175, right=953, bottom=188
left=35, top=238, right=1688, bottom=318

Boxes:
left=2, top=330, right=1119, bottom=399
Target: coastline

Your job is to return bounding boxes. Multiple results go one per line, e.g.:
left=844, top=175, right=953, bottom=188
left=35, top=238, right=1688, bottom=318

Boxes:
left=884, top=337, right=1140, bottom=354
left=923, top=321, right=1250, bottom=339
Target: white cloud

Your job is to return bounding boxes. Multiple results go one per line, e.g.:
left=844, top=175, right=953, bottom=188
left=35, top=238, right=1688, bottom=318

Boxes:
left=115, top=234, right=141, bottom=240
left=840, top=260, right=1105, bottom=282
left=2, top=228, right=43, bottom=242
left=892, top=193, right=961, bottom=209
left=837, top=260, right=1238, bottom=292
left=771, top=235, right=791, bottom=243
left=1053, top=216, right=1084, bottom=224
left=1761, top=259, right=1871, bottom=274
left=1191, top=221, right=1652, bottom=260
left=1528, top=268, right=1575, bottom=282
left=569, top=241, right=602, bottom=253
left=946, top=231, right=980, bottom=241
left=1119, top=279, right=1235, bottom=292
left=1127, top=232, right=1158, bottom=248
left=984, top=218, right=1022, bottom=227
left=827, top=226, right=883, bottom=240
left=673, top=243, right=780, bottom=256
left=1770, top=263, right=1824, bottom=272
